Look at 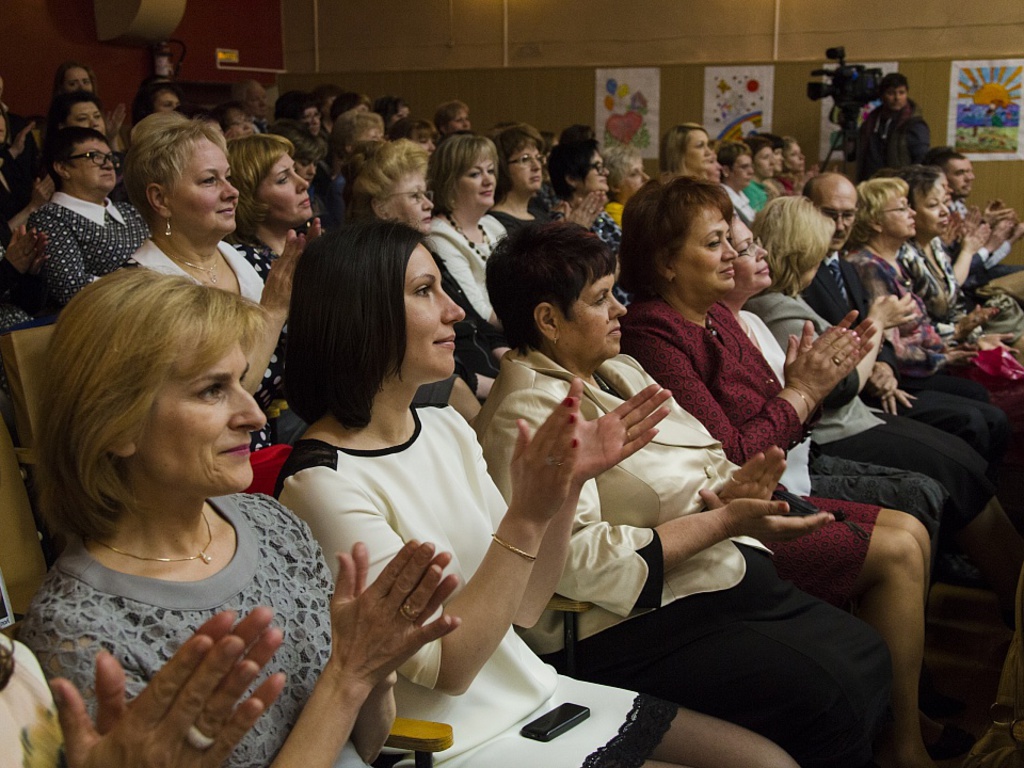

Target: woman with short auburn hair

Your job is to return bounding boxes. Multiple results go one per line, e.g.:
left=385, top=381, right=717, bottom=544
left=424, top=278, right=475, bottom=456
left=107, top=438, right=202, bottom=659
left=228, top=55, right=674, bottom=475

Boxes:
left=426, top=133, right=506, bottom=325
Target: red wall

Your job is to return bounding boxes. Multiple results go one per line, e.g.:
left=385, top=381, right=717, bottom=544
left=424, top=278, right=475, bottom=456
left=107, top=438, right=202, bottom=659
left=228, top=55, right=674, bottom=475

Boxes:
left=1, top=0, right=283, bottom=118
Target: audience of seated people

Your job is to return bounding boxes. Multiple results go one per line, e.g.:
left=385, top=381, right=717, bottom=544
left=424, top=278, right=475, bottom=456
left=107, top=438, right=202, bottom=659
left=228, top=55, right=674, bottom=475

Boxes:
left=6, top=62, right=1024, bottom=768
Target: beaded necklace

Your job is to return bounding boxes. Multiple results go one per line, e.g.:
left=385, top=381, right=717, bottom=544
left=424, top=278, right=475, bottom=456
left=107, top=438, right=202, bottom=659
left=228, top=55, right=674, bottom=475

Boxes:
left=446, top=213, right=492, bottom=261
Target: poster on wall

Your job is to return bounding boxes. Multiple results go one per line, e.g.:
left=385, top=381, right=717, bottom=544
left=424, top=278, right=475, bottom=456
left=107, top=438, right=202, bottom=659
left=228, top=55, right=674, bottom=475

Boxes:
left=702, top=66, right=774, bottom=141
left=595, top=68, right=660, bottom=159
left=816, top=61, right=899, bottom=164
left=947, top=60, right=1023, bottom=161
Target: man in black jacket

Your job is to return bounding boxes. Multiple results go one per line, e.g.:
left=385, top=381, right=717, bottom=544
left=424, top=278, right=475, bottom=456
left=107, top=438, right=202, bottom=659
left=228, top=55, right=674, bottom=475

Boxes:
left=856, top=72, right=930, bottom=181
left=803, top=173, right=1009, bottom=470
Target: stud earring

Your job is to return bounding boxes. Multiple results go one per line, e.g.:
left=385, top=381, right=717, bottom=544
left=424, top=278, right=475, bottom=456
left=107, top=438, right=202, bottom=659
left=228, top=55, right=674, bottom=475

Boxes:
left=165, top=217, right=172, bottom=237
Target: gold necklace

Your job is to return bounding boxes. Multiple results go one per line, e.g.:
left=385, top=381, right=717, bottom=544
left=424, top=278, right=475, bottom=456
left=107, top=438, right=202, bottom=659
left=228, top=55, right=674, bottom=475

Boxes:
left=167, top=253, right=219, bottom=285
left=92, top=512, right=215, bottom=564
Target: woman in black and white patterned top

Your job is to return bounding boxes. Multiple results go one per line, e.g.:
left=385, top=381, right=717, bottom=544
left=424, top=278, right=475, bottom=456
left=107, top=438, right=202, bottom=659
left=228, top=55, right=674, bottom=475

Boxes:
left=29, top=126, right=148, bottom=308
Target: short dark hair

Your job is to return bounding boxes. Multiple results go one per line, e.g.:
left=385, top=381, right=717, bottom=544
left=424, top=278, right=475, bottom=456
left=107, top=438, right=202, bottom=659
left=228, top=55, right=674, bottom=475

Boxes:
left=490, top=123, right=543, bottom=204
left=45, top=126, right=111, bottom=189
left=922, top=145, right=967, bottom=171
left=286, top=220, right=423, bottom=428
left=716, top=140, right=751, bottom=169
left=46, top=90, right=104, bottom=142
left=548, top=139, right=599, bottom=200
left=330, top=92, right=371, bottom=122
left=896, top=164, right=945, bottom=209
left=880, top=72, right=909, bottom=93
left=487, top=222, right=616, bottom=352
left=618, top=177, right=733, bottom=298
left=131, top=80, right=184, bottom=125
left=558, top=124, right=595, bottom=144
left=274, top=90, right=318, bottom=121
left=373, top=95, right=408, bottom=126
left=745, top=134, right=774, bottom=160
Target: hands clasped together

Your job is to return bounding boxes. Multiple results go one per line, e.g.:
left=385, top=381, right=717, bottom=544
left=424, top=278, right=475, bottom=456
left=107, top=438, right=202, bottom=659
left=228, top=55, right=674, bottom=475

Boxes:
left=782, top=311, right=876, bottom=408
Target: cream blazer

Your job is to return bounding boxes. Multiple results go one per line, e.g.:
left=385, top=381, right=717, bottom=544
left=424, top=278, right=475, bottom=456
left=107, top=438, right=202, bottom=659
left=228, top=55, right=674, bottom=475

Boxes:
left=474, top=350, right=768, bottom=655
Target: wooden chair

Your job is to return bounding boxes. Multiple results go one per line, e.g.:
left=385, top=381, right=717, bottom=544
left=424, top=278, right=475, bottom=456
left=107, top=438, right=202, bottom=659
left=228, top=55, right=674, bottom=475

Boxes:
left=0, top=417, right=46, bottom=625
left=0, top=321, right=54, bottom=465
left=547, top=594, right=593, bottom=677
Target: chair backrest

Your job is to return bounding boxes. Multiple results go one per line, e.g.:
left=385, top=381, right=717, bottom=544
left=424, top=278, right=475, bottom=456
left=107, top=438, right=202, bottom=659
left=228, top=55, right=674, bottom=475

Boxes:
left=0, top=322, right=54, bottom=457
left=0, top=417, right=46, bottom=618
left=247, top=443, right=294, bottom=496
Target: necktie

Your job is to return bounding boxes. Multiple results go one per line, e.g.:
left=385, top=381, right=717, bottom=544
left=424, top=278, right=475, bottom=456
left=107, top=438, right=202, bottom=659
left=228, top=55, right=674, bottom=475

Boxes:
left=828, top=257, right=849, bottom=304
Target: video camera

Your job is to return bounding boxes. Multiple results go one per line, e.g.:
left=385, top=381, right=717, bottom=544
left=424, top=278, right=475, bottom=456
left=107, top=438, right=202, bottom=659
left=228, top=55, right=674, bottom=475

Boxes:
left=807, top=47, right=883, bottom=118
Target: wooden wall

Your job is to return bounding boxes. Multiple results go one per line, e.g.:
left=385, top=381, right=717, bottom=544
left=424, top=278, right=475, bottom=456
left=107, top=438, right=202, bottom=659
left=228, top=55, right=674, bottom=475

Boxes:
left=279, top=0, right=1024, bottom=227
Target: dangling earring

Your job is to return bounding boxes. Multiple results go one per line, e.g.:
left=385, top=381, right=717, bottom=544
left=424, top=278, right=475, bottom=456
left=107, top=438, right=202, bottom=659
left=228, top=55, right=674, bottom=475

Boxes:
left=164, top=218, right=172, bottom=237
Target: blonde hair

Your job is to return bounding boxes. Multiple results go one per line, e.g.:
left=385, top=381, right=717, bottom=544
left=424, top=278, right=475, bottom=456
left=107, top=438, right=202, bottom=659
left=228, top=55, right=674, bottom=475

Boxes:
left=753, top=196, right=834, bottom=297
left=124, top=112, right=229, bottom=227
left=330, top=110, right=384, bottom=160
left=38, top=269, right=266, bottom=540
left=849, top=177, right=909, bottom=249
left=659, top=123, right=707, bottom=176
left=349, top=139, right=429, bottom=221
left=427, top=133, right=498, bottom=215
left=227, top=133, right=296, bottom=245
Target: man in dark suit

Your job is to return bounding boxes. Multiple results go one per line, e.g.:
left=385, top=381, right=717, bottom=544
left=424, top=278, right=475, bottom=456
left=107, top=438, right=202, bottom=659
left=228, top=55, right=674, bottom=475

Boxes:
left=803, top=173, right=1009, bottom=470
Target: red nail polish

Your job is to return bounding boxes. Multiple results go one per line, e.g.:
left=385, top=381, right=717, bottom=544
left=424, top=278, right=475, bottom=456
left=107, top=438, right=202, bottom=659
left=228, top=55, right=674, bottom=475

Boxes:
left=572, top=438, right=579, bottom=448
left=563, top=397, right=574, bottom=407
left=568, top=414, right=577, bottom=424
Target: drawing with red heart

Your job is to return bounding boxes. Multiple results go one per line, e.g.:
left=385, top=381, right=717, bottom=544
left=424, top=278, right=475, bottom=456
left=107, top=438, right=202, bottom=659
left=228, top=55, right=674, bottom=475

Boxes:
left=606, top=111, right=643, bottom=144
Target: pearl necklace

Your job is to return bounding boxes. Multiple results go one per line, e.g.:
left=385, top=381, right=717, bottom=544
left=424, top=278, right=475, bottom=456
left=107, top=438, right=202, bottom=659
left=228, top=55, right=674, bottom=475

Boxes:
left=92, top=512, right=215, bottom=564
left=167, top=253, right=219, bottom=285
left=446, top=214, right=491, bottom=261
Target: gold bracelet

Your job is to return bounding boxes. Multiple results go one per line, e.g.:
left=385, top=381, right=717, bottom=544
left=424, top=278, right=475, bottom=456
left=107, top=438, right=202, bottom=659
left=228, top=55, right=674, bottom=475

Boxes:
left=491, top=533, right=537, bottom=562
left=786, top=387, right=813, bottom=417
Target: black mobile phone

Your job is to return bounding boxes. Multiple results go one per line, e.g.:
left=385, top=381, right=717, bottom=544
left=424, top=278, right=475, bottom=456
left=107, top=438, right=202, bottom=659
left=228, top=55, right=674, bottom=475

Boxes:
left=520, top=703, right=591, bottom=742
left=772, top=489, right=821, bottom=517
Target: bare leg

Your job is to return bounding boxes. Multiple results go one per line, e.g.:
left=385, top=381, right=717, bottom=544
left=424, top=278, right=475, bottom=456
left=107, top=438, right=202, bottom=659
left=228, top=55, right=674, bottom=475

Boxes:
left=852, top=519, right=934, bottom=768
left=647, top=708, right=798, bottom=768
left=874, top=508, right=932, bottom=601
left=956, top=497, right=1024, bottom=612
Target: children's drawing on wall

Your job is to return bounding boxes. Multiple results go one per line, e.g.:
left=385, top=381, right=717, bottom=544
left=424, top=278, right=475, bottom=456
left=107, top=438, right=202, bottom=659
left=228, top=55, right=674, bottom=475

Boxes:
left=947, top=60, right=1023, bottom=161
left=594, top=68, right=660, bottom=159
left=702, top=66, right=774, bottom=141
left=816, top=62, right=898, bottom=163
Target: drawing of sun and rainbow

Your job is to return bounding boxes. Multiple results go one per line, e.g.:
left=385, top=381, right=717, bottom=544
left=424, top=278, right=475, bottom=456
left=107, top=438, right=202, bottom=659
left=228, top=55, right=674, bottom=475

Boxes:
left=952, top=62, right=1022, bottom=156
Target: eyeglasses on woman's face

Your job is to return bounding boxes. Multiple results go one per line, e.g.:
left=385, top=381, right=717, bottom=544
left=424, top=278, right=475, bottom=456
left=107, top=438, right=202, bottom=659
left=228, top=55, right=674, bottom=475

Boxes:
left=68, top=150, right=119, bottom=168
left=508, top=152, right=545, bottom=168
left=388, top=189, right=434, bottom=204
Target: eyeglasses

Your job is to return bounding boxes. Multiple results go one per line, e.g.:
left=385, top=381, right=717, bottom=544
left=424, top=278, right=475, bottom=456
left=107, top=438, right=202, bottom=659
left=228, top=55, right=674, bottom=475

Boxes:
left=388, top=189, right=434, bottom=204
left=508, top=153, right=545, bottom=168
left=67, top=151, right=119, bottom=168
left=736, top=238, right=766, bottom=259
left=883, top=205, right=912, bottom=215
left=589, top=161, right=608, bottom=174
left=819, top=208, right=856, bottom=224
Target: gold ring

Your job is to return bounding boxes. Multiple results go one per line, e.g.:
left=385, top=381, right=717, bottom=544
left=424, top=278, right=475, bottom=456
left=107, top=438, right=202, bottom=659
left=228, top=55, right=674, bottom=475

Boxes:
left=831, top=355, right=842, bottom=366
left=399, top=602, right=419, bottom=621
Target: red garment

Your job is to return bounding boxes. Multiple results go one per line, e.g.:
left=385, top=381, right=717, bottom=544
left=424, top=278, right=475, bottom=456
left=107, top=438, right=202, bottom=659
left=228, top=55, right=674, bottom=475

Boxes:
left=621, top=297, right=878, bottom=607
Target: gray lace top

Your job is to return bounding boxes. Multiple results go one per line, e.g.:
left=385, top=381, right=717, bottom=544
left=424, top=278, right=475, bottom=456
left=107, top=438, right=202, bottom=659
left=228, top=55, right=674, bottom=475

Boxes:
left=19, top=494, right=360, bottom=768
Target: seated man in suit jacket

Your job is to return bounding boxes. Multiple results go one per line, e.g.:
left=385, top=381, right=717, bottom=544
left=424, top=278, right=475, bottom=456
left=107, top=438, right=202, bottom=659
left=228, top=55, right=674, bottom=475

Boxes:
left=802, top=173, right=1009, bottom=474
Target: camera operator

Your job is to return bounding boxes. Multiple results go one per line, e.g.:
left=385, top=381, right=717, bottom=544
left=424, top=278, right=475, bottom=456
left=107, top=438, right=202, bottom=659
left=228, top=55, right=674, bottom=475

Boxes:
left=856, top=73, right=930, bottom=181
